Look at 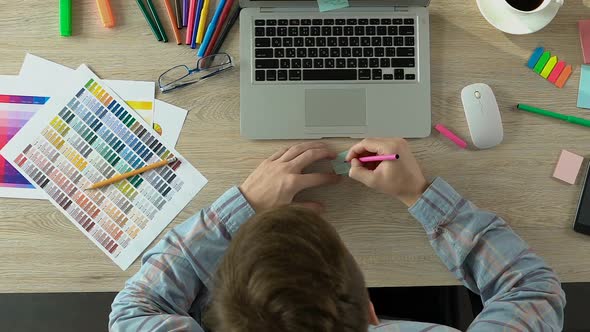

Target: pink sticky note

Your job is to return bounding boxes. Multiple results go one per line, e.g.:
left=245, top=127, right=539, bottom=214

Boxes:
left=548, top=61, right=566, bottom=84
left=579, top=20, right=590, bottom=64
left=553, top=150, right=584, bottom=184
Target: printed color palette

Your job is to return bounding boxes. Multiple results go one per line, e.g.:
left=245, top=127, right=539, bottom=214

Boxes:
left=1, top=66, right=207, bottom=270
left=527, top=47, right=572, bottom=88
left=0, top=94, right=49, bottom=199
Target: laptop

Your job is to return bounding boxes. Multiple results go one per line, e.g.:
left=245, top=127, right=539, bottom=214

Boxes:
left=239, top=0, right=431, bottom=139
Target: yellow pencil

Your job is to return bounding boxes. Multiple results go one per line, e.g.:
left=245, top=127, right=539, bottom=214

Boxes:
left=86, top=157, right=178, bottom=190
left=196, top=0, right=210, bottom=44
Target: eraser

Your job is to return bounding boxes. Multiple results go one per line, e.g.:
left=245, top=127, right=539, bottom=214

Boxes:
left=553, top=150, right=584, bottom=184
left=579, top=20, right=590, bottom=64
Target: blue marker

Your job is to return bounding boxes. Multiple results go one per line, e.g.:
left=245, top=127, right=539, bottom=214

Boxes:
left=197, top=0, right=226, bottom=57
left=527, top=47, right=544, bottom=69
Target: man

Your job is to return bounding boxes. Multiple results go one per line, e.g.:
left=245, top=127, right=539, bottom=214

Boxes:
left=109, top=138, right=565, bottom=331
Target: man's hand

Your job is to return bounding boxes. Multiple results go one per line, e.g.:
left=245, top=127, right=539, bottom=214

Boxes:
left=346, top=138, right=429, bottom=207
left=239, top=142, right=341, bottom=213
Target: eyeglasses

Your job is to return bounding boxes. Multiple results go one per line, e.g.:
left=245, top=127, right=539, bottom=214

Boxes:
left=158, top=53, right=234, bottom=93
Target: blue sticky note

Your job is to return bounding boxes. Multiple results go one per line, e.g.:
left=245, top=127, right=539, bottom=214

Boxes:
left=577, top=65, right=590, bottom=109
left=318, top=0, right=349, bottom=12
left=527, top=47, right=544, bottom=69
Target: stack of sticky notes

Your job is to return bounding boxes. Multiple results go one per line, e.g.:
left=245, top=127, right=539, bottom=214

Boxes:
left=553, top=150, right=584, bottom=185
left=527, top=47, right=572, bottom=88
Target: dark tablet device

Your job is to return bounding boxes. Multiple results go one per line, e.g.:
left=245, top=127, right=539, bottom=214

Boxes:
left=574, top=162, right=590, bottom=235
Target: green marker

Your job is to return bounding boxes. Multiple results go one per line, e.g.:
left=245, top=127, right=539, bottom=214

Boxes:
left=533, top=51, right=551, bottom=74
left=517, top=104, right=590, bottom=128
left=60, top=0, right=72, bottom=37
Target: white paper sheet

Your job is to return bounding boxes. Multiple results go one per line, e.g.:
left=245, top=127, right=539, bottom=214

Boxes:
left=0, top=76, right=51, bottom=199
left=1, top=65, right=207, bottom=269
left=19, top=54, right=155, bottom=125
left=153, top=100, right=188, bottom=147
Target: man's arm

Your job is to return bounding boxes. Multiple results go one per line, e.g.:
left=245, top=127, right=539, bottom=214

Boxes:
left=109, top=142, right=339, bottom=331
left=109, top=187, right=255, bottom=331
left=409, top=177, right=566, bottom=331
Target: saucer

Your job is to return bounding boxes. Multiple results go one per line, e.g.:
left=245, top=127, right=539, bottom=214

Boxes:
left=476, top=0, right=560, bottom=35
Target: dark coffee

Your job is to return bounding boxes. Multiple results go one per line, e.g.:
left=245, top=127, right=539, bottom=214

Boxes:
left=505, top=0, right=545, bottom=11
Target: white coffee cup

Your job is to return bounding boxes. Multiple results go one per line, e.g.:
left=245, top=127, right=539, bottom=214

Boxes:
left=503, top=0, right=564, bottom=14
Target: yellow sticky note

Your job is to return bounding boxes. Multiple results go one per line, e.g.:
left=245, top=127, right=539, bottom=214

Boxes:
left=541, top=56, right=558, bottom=79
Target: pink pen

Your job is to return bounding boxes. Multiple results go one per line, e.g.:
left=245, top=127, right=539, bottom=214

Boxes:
left=434, top=124, right=468, bottom=149
left=348, top=154, right=400, bottom=163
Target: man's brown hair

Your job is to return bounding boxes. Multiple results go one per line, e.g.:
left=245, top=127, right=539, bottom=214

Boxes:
left=206, top=206, right=369, bottom=332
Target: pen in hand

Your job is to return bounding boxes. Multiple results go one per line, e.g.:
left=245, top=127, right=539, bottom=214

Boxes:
left=347, top=154, right=400, bottom=163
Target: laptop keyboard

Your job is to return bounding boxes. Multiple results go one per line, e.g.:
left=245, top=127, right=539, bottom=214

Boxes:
left=252, top=17, right=417, bottom=82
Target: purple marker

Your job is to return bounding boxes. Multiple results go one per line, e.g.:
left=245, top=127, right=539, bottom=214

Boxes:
left=183, top=0, right=189, bottom=26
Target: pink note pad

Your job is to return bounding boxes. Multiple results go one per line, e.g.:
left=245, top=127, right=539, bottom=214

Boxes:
left=580, top=20, right=590, bottom=64
left=553, top=150, right=584, bottom=184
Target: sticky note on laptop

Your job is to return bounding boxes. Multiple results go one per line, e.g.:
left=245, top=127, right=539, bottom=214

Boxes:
left=331, top=151, right=351, bottom=176
left=318, top=0, right=349, bottom=12
left=553, top=150, right=584, bottom=185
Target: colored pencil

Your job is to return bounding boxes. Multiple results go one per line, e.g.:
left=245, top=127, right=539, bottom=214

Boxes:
left=86, top=157, right=178, bottom=190
left=206, top=3, right=239, bottom=56
left=164, top=0, right=182, bottom=44
left=183, top=0, right=189, bottom=26
left=146, top=0, right=168, bottom=42
left=136, top=0, right=163, bottom=41
left=191, top=0, right=205, bottom=49
left=96, top=0, right=115, bottom=28
left=197, top=0, right=226, bottom=56
left=196, top=0, right=210, bottom=44
left=204, top=0, right=234, bottom=56
left=174, top=0, right=183, bottom=28
left=60, top=0, right=72, bottom=37
left=185, top=0, right=197, bottom=44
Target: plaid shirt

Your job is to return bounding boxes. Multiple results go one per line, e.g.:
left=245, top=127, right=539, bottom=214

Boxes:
left=110, top=178, right=565, bottom=331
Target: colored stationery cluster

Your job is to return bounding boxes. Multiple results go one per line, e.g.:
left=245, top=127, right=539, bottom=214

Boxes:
left=136, top=0, right=240, bottom=56
left=0, top=54, right=195, bottom=269
left=527, top=47, right=572, bottom=88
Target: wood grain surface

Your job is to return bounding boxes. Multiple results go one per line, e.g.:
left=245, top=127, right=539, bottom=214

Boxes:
left=1, top=0, right=590, bottom=293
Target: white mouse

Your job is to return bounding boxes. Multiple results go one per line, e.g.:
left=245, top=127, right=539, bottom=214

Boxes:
left=461, top=83, right=503, bottom=149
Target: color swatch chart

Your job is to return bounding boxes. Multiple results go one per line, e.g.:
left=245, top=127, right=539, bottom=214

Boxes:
left=527, top=47, right=572, bottom=88
left=0, top=94, right=49, bottom=199
left=1, top=67, right=207, bottom=269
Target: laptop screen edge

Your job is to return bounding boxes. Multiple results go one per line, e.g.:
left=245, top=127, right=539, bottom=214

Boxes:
left=240, top=0, right=431, bottom=9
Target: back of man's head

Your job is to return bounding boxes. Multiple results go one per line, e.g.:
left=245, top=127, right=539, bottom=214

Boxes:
left=207, top=206, right=369, bottom=332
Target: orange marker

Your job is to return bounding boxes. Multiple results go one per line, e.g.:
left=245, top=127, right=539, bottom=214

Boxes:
left=555, top=65, right=572, bottom=88
left=96, top=0, right=115, bottom=28
left=164, top=0, right=182, bottom=45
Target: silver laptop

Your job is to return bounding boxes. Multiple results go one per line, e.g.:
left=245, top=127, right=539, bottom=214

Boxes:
left=239, top=0, right=431, bottom=139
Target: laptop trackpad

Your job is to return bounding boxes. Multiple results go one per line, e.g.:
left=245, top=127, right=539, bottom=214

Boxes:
left=305, top=89, right=367, bottom=133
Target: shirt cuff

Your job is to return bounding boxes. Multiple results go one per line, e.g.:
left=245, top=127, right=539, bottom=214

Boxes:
left=408, top=177, right=463, bottom=233
left=210, top=186, right=256, bottom=237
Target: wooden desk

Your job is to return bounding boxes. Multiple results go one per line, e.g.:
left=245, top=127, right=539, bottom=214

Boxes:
left=1, top=0, right=590, bottom=293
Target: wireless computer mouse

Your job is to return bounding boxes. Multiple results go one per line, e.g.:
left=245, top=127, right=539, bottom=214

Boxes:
left=461, top=83, right=503, bottom=149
